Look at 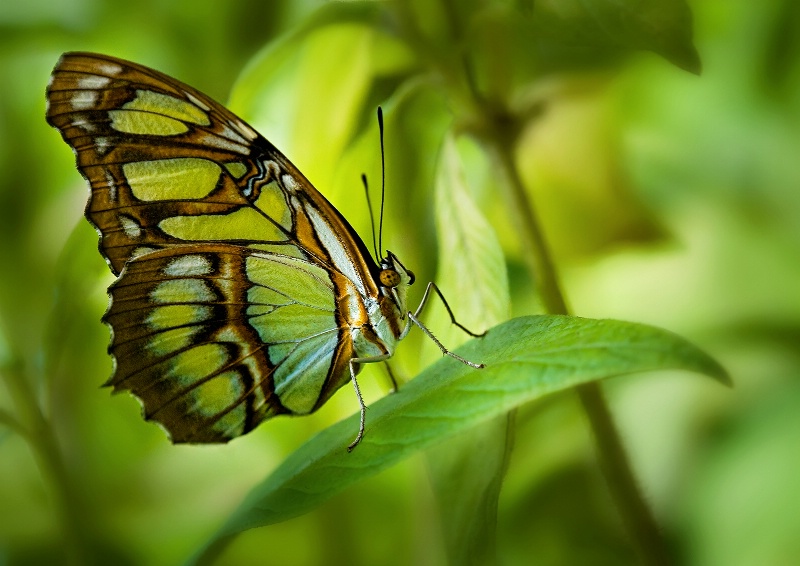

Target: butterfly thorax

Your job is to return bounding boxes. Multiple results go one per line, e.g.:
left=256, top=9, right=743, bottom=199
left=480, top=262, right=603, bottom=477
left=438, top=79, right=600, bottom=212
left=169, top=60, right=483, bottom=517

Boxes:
left=348, top=251, right=415, bottom=363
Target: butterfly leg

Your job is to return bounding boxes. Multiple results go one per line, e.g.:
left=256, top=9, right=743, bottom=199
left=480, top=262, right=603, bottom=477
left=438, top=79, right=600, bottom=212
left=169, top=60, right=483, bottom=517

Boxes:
left=407, top=312, right=485, bottom=369
left=413, top=282, right=486, bottom=338
left=383, top=362, right=399, bottom=393
left=347, top=353, right=393, bottom=452
left=405, top=282, right=486, bottom=369
left=347, top=360, right=367, bottom=452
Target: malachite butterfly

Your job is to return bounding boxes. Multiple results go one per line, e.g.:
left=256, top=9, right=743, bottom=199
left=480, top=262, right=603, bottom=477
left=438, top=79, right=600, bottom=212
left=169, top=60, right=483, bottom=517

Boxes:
left=45, top=52, right=483, bottom=450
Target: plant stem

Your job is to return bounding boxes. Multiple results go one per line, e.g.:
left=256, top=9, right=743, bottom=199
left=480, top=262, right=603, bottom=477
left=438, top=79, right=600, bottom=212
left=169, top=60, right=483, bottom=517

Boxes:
left=0, top=406, right=29, bottom=438
left=2, top=359, right=92, bottom=565
left=487, top=143, right=568, bottom=316
left=484, top=134, right=671, bottom=566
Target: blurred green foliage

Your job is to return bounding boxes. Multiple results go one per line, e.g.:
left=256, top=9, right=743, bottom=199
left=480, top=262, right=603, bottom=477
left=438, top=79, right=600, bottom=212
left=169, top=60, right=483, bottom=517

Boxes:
left=1, top=0, right=799, bottom=565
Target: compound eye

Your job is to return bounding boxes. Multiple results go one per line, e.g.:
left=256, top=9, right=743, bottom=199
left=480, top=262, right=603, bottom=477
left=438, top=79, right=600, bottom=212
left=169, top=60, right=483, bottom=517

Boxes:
left=407, top=270, right=416, bottom=285
left=379, top=268, right=401, bottom=288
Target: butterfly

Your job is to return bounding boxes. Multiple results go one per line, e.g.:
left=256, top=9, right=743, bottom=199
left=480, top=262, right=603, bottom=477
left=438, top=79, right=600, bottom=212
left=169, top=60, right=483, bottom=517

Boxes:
left=45, top=52, right=483, bottom=450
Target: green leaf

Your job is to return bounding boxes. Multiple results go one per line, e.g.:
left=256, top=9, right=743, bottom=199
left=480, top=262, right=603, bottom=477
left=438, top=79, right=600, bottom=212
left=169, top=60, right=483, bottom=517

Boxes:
left=189, top=315, right=728, bottom=564
left=425, top=414, right=514, bottom=566
left=426, top=135, right=512, bottom=566
left=531, top=0, right=701, bottom=74
left=231, top=25, right=382, bottom=188
left=431, top=135, right=510, bottom=342
left=228, top=13, right=418, bottom=262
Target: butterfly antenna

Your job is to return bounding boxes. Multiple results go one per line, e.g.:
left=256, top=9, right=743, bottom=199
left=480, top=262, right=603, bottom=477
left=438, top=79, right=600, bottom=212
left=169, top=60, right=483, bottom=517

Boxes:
left=377, top=107, right=386, bottom=259
left=362, top=173, right=380, bottom=261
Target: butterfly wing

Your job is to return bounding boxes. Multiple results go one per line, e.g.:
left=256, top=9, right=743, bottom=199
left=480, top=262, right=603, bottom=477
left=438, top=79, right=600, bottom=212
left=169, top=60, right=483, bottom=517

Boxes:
left=46, top=52, right=378, bottom=283
left=103, top=244, right=356, bottom=442
left=46, top=52, right=376, bottom=442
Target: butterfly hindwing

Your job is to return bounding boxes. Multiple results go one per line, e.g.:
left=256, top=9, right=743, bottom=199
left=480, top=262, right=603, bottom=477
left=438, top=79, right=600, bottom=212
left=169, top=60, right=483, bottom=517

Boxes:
left=105, top=244, right=280, bottom=442
left=104, top=243, right=360, bottom=442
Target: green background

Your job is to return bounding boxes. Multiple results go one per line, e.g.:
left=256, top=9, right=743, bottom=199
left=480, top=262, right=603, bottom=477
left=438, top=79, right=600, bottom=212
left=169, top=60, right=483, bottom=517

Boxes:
left=1, top=0, right=799, bottom=564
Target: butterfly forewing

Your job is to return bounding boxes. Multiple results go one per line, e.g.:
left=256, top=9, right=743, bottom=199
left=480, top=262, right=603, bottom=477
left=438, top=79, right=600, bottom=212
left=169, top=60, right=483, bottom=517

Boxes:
left=45, top=52, right=402, bottom=443
left=47, top=53, right=264, bottom=273
left=46, top=52, right=378, bottom=281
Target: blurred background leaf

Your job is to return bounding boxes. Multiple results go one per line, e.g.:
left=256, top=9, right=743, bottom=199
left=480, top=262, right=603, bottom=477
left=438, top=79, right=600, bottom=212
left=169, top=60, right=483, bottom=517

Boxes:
left=1, top=0, right=799, bottom=565
left=424, top=134, right=510, bottom=566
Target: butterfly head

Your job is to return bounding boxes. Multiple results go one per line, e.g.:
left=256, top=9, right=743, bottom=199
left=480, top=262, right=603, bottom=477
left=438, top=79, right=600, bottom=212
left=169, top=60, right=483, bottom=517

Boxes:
left=379, top=251, right=415, bottom=288
left=378, top=250, right=415, bottom=313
